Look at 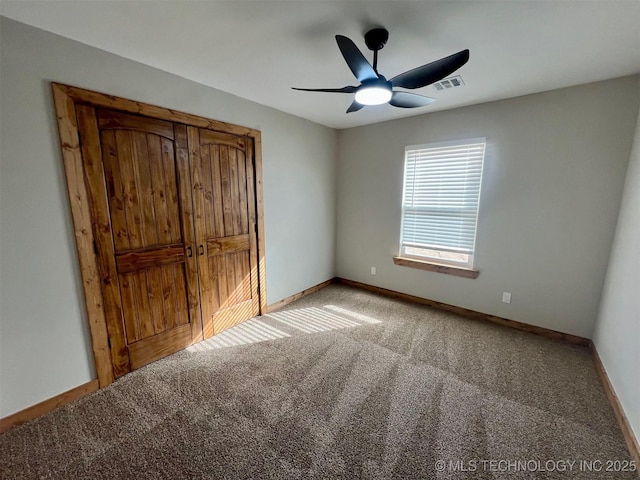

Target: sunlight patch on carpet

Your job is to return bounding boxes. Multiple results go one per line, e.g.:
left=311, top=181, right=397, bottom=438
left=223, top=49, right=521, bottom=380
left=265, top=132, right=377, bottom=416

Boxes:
left=323, top=304, right=383, bottom=325
left=186, top=318, right=290, bottom=351
left=186, top=305, right=383, bottom=351
left=268, top=306, right=382, bottom=333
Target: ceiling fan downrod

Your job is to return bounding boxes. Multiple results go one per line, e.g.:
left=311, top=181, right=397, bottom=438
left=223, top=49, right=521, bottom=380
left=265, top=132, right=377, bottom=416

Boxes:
left=364, top=28, right=389, bottom=73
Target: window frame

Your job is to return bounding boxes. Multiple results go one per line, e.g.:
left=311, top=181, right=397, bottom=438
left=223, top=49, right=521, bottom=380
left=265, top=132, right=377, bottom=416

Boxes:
left=397, top=138, right=486, bottom=276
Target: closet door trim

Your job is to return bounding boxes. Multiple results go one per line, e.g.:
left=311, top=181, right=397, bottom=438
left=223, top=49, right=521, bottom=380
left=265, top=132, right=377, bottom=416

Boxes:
left=51, top=83, right=267, bottom=388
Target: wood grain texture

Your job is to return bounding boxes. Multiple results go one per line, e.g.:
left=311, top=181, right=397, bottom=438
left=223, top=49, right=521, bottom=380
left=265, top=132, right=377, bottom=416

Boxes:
left=130, top=131, right=158, bottom=248
left=591, top=344, right=640, bottom=467
left=115, top=244, right=185, bottom=273
left=187, top=125, right=214, bottom=338
left=393, top=256, right=480, bottom=279
left=335, top=277, right=591, bottom=347
left=133, top=271, right=154, bottom=339
left=97, top=109, right=174, bottom=140
left=212, top=299, right=253, bottom=335
left=200, top=144, right=216, bottom=240
left=173, top=266, right=191, bottom=329
left=237, top=148, right=249, bottom=237
left=162, top=264, right=179, bottom=330
left=193, top=128, right=258, bottom=338
left=229, top=148, right=241, bottom=236
left=207, top=234, right=250, bottom=256
left=51, top=84, right=114, bottom=388
left=116, top=130, right=144, bottom=250
left=207, top=254, right=222, bottom=315
left=219, top=146, right=234, bottom=237
left=174, top=124, right=203, bottom=343
left=100, top=130, right=130, bottom=251
left=267, top=279, right=334, bottom=312
left=119, top=266, right=188, bottom=342
left=210, top=145, right=225, bottom=239
left=77, top=104, right=131, bottom=378
left=103, top=117, right=199, bottom=359
left=52, top=83, right=259, bottom=138
left=77, top=101, right=205, bottom=374
left=199, top=128, right=246, bottom=150
left=147, top=267, right=166, bottom=334
left=128, top=324, right=192, bottom=370
left=245, top=137, right=262, bottom=317
left=160, top=137, right=182, bottom=245
left=252, top=134, right=268, bottom=316
left=146, top=267, right=166, bottom=335
left=147, top=135, right=171, bottom=244
left=119, top=273, right=140, bottom=344
left=0, top=379, right=99, bottom=434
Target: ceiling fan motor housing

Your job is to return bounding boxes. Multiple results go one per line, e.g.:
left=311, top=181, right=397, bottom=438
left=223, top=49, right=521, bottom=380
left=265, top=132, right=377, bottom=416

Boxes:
left=364, top=28, right=389, bottom=51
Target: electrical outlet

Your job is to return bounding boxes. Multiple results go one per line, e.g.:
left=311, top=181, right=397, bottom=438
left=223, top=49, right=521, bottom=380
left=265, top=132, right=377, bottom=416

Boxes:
left=371, top=266, right=377, bottom=275
left=502, top=292, right=511, bottom=304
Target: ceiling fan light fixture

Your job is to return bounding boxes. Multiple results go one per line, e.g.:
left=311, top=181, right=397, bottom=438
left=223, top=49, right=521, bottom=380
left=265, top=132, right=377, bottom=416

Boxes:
left=355, top=85, right=392, bottom=105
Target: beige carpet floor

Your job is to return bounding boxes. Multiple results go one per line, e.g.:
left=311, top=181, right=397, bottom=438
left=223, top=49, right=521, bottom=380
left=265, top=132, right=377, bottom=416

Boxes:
left=1, top=284, right=636, bottom=479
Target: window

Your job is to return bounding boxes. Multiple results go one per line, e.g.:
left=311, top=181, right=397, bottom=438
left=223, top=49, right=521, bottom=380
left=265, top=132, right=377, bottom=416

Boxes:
left=398, top=138, right=486, bottom=273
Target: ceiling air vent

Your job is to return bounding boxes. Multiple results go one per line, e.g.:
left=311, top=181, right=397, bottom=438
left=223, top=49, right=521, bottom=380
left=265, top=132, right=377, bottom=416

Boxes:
left=433, top=75, right=465, bottom=91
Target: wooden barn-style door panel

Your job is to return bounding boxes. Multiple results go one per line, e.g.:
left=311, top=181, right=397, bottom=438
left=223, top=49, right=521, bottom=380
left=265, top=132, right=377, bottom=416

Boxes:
left=190, top=127, right=260, bottom=338
left=77, top=107, right=202, bottom=376
left=52, top=83, right=266, bottom=387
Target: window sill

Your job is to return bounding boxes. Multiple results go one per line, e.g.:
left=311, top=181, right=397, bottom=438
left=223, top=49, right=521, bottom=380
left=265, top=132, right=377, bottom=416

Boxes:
left=393, top=256, right=479, bottom=279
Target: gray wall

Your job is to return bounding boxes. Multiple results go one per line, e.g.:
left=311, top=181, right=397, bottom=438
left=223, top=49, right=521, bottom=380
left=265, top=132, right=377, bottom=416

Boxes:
left=594, top=106, right=640, bottom=443
left=0, top=18, right=337, bottom=417
left=336, top=76, right=639, bottom=338
left=2, top=15, right=638, bottom=434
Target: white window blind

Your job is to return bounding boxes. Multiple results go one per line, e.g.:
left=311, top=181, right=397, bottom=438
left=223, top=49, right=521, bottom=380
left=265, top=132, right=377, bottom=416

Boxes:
left=400, top=139, right=486, bottom=268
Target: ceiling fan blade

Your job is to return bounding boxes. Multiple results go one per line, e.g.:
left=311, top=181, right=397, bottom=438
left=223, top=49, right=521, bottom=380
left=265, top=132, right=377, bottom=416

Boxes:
left=389, top=91, right=436, bottom=109
left=390, top=49, right=469, bottom=89
left=335, top=35, right=378, bottom=83
left=292, top=86, right=357, bottom=93
left=346, top=100, right=365, bottom=113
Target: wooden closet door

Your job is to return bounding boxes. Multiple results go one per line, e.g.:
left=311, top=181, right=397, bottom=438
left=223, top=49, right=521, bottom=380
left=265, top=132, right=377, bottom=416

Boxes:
left=188, top=127, right=260, bottom=338
left=77, top=107, right=202, bottom=375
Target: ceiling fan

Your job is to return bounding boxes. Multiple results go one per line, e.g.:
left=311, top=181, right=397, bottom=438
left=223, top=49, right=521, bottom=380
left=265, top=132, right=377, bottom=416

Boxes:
left=292, top=28, right=469, bottom=113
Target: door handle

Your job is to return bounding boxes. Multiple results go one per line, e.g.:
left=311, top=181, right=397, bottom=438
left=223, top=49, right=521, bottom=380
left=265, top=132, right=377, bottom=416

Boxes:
left=186, top=246, right=193, bottom=258
left=198, top=245, right=205, bottom=256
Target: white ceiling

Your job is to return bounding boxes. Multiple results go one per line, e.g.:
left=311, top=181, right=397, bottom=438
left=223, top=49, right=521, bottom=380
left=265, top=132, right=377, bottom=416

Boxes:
left=2, top=1, right=639, bottom=129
